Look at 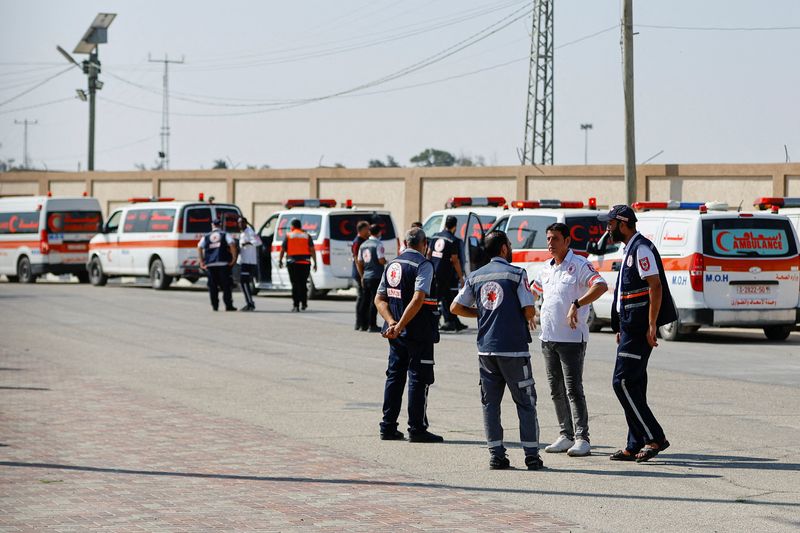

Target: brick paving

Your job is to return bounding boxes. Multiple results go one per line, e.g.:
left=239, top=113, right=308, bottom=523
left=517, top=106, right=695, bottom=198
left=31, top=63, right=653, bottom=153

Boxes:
left=0, top=356, right=582, bottom=532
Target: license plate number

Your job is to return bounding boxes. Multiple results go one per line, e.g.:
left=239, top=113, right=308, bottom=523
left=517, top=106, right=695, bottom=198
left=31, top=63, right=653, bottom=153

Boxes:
left=736, top=285, right=770, bottom=295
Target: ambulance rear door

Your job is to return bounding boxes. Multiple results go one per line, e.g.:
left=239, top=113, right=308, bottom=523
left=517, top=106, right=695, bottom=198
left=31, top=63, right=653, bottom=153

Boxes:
left=701, top=215, right=800, bottom=316
left=464, top=212, right=488, bottom=275
left=43, top=198, right=102, bottom=268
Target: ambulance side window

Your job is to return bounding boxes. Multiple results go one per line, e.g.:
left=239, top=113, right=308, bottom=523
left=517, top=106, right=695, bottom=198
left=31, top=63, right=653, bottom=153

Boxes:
left=123, top=209, right=152, bottom=233
left=492, top=216, right=509, bottom=233
left=105, top=211, right=122, bottom=233
left=660, top=220, right=689, bottom=248
left=637, top=219, right=663, bottom=243
left=422, top=215, right=443, bottom=237
left=185, top=207, right=213, bottom=234
left=259, top=213, right=279, bottom=240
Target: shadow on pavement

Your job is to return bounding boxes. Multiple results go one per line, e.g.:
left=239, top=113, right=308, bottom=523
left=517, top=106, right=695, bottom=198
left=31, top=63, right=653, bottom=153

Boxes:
left=663, top=453, right=800, bottom=471
left=2, top=461, right=796, bottom=507
left=0, top=386, right=50, bottom=391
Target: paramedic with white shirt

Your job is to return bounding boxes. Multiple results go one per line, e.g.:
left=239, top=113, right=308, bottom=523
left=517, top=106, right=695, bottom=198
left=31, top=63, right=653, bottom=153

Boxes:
left=531, top=222, right=607, bottom=457
left=238, top=216, right=261, bottom=312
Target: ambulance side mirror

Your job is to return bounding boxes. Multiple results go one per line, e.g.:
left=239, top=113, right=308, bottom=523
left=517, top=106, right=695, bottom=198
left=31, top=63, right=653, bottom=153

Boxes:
left=587, top=232, right=611, bottom=255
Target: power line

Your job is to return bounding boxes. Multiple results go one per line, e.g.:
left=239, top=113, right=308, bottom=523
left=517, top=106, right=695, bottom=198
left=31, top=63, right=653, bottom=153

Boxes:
left=0, top=66, right=74, bottom=107
left=0, top=97, right=75, bottom=116
left=636, top=23, right=800, bottom=32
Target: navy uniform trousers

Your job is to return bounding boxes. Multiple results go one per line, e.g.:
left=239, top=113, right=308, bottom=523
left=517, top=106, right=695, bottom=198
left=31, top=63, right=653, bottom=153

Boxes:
left=380, top=336, right=434, bottom=435
left=612, top=326, right=666, bottom=452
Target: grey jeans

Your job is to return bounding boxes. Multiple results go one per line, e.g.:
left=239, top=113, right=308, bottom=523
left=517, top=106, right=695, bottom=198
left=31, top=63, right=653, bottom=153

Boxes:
left=541, top=341, right=589, bottom=442
left=478, top=355, right=540, bottom=457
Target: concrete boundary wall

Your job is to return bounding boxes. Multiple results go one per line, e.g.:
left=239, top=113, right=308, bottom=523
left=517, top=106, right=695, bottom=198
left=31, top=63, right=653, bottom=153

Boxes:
left=2, top=163, right=797, bottom=230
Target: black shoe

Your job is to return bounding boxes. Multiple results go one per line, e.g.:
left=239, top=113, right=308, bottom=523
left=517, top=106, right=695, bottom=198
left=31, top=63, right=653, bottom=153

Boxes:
left=225, top=306, right=236, bottom=311
left=610, top=449, right=638, bottom=461
left=380, top=430, right=405, bottom=441
left=301, top=303, right=308, bottom=311
left=212, top=306, right=218, bottom=312
left=439, top=323, right=456, bottom=332
left=368, top=326, right=382, bottom=333
left=355, top=324, right=364, bottom=331
left=408, top=430, right=444, bottom=443
left=360, top=326, right=369, bottom=331
left=291, top=306, right=299, bottom=312
left=525, top=454, right=545, bottom=470
left=240, top=305, right=254, bottom=312
left=454, top=322, right=468, bottom=331
left=489, top=454, right=511, bottom=470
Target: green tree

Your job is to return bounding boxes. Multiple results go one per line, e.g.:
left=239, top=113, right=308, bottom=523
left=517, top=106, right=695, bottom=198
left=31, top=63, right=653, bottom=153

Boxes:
left=212, top=159, right=228, bottom=169
left=410, top=148, right=456, bottom=167
left=368, top=155, right=401, bottom=168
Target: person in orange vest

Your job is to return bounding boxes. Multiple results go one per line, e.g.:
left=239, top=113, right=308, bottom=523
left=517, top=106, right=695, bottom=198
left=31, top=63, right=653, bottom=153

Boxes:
left=278, top=218, right=317, bottom=312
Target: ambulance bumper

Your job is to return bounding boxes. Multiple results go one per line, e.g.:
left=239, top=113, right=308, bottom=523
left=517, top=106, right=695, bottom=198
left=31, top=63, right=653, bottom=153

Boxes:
left=32, top=263, right=87, bottom=275
left=680, top=308, right=798, bottom=327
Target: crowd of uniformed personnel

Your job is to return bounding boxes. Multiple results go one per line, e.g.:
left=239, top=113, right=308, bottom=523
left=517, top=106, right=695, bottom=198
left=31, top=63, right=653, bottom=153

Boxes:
left=198, top=205, right=675, bottom=470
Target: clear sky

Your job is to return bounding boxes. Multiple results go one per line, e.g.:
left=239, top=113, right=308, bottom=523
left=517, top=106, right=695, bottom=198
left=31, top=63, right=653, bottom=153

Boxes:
left=1, top=0, right=798, bottom=172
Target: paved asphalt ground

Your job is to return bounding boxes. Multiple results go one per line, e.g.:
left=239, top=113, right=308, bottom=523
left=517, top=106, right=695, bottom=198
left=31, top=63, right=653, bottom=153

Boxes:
left=1, top=279, right=799, bottom=532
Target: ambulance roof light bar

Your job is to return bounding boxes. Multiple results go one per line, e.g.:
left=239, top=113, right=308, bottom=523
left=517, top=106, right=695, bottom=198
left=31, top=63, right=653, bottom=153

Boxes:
left=510, top=199, right=585, bottom=210
left=284, top=198, right=337, bottom=209
left=127, top=197, right=175, bottom=203
left=632, top=201, right=728, bottom=212
left=753, top=197, right=800, bottom=210
left=446, top=196, right=506, bottom=209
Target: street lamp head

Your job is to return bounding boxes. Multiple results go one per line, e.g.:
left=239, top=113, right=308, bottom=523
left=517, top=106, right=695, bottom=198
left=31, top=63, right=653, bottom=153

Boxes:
left=580, top=123, right=593, bottom=131
left=75, top=89, right=88, bottom=101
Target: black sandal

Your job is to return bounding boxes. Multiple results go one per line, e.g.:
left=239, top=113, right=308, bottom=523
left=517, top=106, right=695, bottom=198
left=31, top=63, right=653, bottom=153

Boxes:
left=635, top=439, right=670, bottom=463
left=610, top=449, right=637, bottom=461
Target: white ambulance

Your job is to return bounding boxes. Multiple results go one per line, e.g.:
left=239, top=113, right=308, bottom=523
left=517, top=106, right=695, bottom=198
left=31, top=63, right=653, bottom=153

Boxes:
left=477, top=198, right=610, bottom=330
left=589, top=201, right=800, bottom=341
left=421, top=196, right=507, bottom=275
left=255, top=199, right=399, bottom=298
left=0, top=195, right=102, bottom=283
left=87, top=197, right=242, bottom=289
left=753, top=197, right=800, bottom=234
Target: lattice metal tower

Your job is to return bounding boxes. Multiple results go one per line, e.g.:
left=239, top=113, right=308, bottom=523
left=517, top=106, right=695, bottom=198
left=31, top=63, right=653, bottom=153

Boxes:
left=521, top=0, right=554, bottom=165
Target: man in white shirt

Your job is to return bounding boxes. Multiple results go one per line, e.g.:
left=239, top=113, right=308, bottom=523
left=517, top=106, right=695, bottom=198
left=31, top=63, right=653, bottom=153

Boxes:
left=531, top=223, right=607, bottom=457
left=237, top=216, right=262, bottom=311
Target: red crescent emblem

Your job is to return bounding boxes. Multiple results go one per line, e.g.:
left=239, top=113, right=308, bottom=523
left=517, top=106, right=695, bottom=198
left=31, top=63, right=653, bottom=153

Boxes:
left=8, top=215, right=18, bottom=233
left=517, top=220, right=529, bottom=244
left=715, top=231, right=731, bottom=252
left=339, top=219, right=351, bottom=236
left=570, top=225, right=582, bottom=242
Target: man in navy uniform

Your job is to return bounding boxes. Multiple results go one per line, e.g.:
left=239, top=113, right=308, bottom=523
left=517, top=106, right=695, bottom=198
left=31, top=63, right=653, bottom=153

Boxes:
left=351, top=220, right=370, bottom=330
left=375, top=227, right=443, bottom=443
left=357, top=223, right=387, bottom=332
left=451, top=230, right=544, bottom=470
left=427, top=215, right=467, bottom=331
left=600, top=204, right=676, bottom=463
left=197, top=218, right=238, bottom=311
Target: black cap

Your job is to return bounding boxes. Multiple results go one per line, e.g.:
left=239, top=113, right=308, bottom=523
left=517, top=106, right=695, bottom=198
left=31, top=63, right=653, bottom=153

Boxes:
left=598, top=204, right=637, bottom=224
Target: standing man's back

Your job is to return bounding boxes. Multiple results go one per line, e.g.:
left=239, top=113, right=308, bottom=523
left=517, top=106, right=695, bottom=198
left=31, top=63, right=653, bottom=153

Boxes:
left=451, top=230, right=544, bottom=470
left=428, top=216, right=466, bottom=331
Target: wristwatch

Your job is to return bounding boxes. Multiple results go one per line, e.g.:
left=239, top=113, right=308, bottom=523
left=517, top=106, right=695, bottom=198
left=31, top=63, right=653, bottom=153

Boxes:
left=572, top=298, right=581, bottom=309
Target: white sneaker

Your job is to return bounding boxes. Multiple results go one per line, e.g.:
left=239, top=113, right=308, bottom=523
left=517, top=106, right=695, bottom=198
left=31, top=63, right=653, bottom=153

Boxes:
left=567, top=439, right=591, bottom=457
left=544, top=435, right=574, bottom=453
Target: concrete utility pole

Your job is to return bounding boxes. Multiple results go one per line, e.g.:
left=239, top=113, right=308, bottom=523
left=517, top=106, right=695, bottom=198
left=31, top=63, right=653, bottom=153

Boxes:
left=522, top=0, right=554, bottom=165
left=580, top=123, right=592, bottom=165
left=14, top=119, right=38, bottom=169
left=148, top=54, right=184, bottom=170
left=621, top=0, right=637, bottom=204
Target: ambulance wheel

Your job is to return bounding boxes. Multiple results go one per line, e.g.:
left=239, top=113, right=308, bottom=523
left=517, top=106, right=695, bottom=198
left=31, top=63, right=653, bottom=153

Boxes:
left=587, top=304, right=603, bottom=332
left=658, top=320, right=685, bottom=341
left=307, top=277, right=328, bottom=299
left=17, top=256, right=37, bottom=283
left=149, top=258, right=173, bottom=290
left=763, top=325, right=792, bottom=341
left=76, top=271, right=90, bottom=284
left=89, top=256, right=108, bottom=286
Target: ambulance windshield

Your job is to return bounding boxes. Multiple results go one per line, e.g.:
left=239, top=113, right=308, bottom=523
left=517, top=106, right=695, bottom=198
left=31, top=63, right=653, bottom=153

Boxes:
left=702, top=218, right=797, bottom=258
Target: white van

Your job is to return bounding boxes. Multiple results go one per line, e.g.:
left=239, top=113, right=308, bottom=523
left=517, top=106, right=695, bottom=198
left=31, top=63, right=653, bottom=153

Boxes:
left=87, top=198, right=242, bottom=289
left=0, top=195, right=102, bottom=283
left=589, top=201, right=800, bottom=341
left=255, top=199, right=399, bottom=298
left=479, top=198, right=611, bottom=329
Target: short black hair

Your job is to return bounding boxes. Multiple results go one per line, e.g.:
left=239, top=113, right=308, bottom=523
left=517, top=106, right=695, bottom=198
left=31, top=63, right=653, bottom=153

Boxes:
left=411, top=221, right=423, bottom=228
left=369, top=224, right=381, bottom=236
left=290, top=219, right=301, bottom=229
left=484, top=230, right=510, bottom=258
left=356, top=220, right=369, bottom=231
left=445, top=215, right=458, bottom=230
left=546, top=222, right=569, bottom=240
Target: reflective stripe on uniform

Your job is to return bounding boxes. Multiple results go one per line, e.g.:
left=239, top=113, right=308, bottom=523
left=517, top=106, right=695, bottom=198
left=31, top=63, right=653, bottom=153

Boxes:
left=470, top=271, right=522, bottom=285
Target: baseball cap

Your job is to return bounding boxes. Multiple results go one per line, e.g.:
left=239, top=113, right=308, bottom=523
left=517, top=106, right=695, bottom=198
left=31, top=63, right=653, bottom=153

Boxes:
left=598, top=204, right=638, bottom=224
